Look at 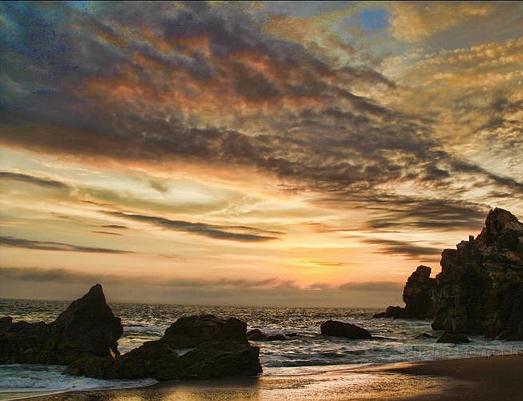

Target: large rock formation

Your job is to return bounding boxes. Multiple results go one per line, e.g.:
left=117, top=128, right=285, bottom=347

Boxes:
left=374, top=265, right=435, bottom=319
left=320, top=320, right=372, bottom=339
left=432, top=208, right=523, bottom=339
left=65, top=314, right=262, bottom=380
left=0, top=284, right=123, bottom=364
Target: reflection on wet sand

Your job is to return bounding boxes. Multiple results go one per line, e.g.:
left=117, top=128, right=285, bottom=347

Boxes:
left=23, top=366, right=449, bottom=401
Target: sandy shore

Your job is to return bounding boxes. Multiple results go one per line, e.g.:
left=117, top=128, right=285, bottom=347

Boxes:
left=8, top=354, right=523, bottom=401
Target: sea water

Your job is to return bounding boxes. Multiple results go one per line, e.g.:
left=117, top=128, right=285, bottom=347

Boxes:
left=1, top=299, right=522, bottom=397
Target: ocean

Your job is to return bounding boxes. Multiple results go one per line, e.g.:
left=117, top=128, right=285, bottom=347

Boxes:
left=2, top=299, right=523, bottom=397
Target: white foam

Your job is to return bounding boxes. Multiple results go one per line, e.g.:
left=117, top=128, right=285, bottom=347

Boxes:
left=0, top=364, right=157, bottom=394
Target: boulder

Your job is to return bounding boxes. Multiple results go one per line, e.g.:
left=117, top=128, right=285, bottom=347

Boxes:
left=163, top=314, right=248, bottom=348
left=265, top=334, right=287, bottom=341
left=66, top=314, right=262, bottom=381
left=0, top=284, right=122, bottom=364
left=373, top=306, right=404, bottom=319
left=247, top=329, right=266, bottom=341
left=432, top=208, right=523, bottom=339
left=320, top=320, right=372, bottom=339
left=437, top=331, right=470, bottom=344
left=374, top=266, right=435, bottom=319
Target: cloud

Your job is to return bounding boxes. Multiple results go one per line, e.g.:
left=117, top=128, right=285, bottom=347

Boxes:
left=389, top=2, right=495, bottom=42
left=0, top=1, right=521, bottom=238
left=360, top=238, right=441, bottom=260
left=0, top=171, right=71, bottom=190
left=91, top=231, right=122, bottom=236
left=0, top=266, right=404, bottom=307
left=366, top=198, right=487, bottom=231
left=105, top=211, right=278, bottom=242
left=0, top=235, right=132, bottom=254
left=100, top=224, right=128, bottom=229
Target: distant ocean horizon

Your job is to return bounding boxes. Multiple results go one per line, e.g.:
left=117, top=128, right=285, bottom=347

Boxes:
left=2, top=298, right=523, bottom=396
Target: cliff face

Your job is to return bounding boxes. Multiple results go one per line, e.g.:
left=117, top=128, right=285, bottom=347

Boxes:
left=432, top=208, right=523, bottom=339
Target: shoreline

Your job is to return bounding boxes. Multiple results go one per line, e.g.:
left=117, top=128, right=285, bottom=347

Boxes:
left=6, top=353, right=523, bottom=401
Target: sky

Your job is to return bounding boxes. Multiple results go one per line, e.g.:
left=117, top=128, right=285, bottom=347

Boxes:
left=0, top=1, right=522, bottom=307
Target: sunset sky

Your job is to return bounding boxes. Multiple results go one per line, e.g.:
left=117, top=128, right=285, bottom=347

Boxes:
left=1, top=1, right=522, bottom=306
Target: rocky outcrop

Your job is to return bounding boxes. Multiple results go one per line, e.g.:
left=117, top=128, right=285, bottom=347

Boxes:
left=432, top=208, right=523, bottom=340
left=0, top=284, right=122, bottom=364
left=66, top=314, right=262, bottom=380
left=320, top=320, right=372, bottom=339
left=374, top=265, right=435, bottom=319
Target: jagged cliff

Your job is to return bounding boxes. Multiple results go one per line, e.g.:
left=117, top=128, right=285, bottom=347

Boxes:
left=376, top=208, right=523, bottom=340
left=432, top=208, right=523, bottom=339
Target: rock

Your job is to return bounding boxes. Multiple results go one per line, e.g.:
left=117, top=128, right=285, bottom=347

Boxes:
left=373, top=306, right=404, bottom=318
left=66, top=314, right=262, bottom=381
left=246, top=329, right=289, bottom=341
left=163, top=314, right=248, bottom=348
left=52, top=284, right=123, bottom=363
left=437, top=331, right=470, bottom=344
left=247, top=329, right=266, bottom=341
left=402, top=265, right=435, bottom=318
left=432, top=208, right=523, bottom=339
left=0, top=284, right=122, bottom=365
left=374, top=266, right=435, bottom=319
left=415, top=333, right=436, bottom=339
left=265, top=334, right=287, bottom=341
left=320, top=320, right=372, bottom=339
left=0, top=316, right=13, bottom=333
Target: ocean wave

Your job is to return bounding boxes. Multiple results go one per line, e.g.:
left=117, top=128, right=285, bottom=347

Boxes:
left=0, top=364, right=156, bottom=394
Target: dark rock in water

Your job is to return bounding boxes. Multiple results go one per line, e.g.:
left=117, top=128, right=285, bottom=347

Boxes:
left=52, top=284, right=123, bottom=363
left=373, top=306, right=404, bottom=318
left=437, top=331, right=470, bottom=344
left=0, top=284, right=122, bottom=365
left=415, top=333, right=436, bottom=339
left=66, top=314, right=262, bottom=381
left=320, top=320, right=372, bottom=339
left=402, top=265, right=435, bottom=318
left=247, top=329, right=266, bottom=341
left=265, top=334, right=287, bottom=341
left=0, top=317, right=13, bottom=333
left=246, top=329, right=290, bottom=341
left=374, top=266, right=435, bottom=319
left=163, top=314, right=248, bottom=348
left=432, top=208, right=523, bottom=340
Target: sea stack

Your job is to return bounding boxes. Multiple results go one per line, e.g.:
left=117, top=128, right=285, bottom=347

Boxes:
left=0, top=284, right=123, bottom=364
left=432, top=208, right=523, bottom=339
left=377, top=208, right=523, bottom=340
left=374, top=265, right=435, bottom=319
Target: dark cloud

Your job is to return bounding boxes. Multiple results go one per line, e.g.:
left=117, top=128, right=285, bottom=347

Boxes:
left=91, top=231, right=122, bottom=236
left=364, top=198, right=487, bottom=231
left=0, top=235, right=132, bottom=254
left=360, top=238, right=441, bottom=260
left=0, top=171, right=71, bottom=190
left=101, top=224, right=128, bottom=229
left=105, top=211, right=278, bottom=242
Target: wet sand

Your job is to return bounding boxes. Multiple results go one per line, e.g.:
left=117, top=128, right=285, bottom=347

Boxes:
left=10, top=354, right=523, bottom=401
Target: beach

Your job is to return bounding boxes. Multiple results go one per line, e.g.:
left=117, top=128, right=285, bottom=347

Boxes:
left=9, top=354, right=522, bottom=401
